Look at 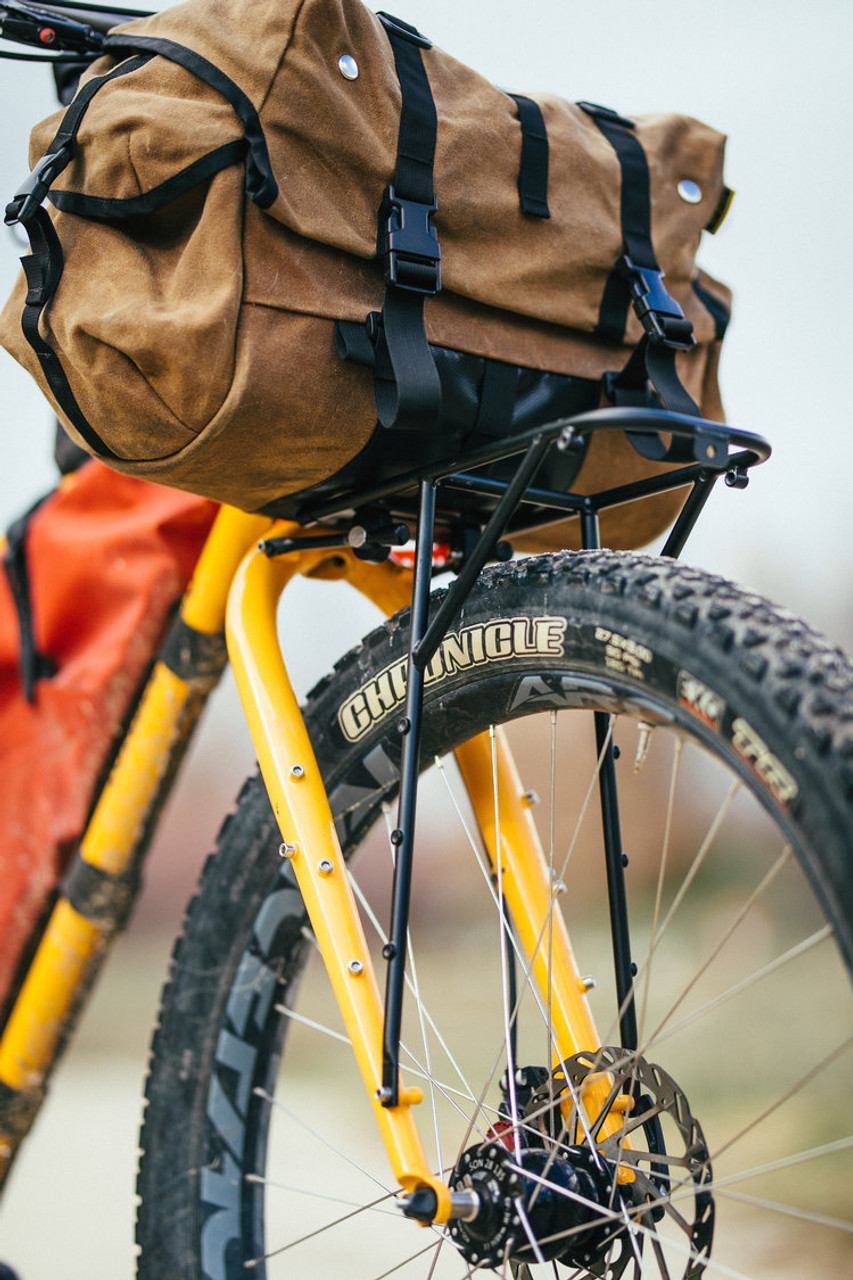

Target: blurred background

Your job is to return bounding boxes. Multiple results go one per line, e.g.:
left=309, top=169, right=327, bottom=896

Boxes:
left=0, top=0, right=851, bottom=1276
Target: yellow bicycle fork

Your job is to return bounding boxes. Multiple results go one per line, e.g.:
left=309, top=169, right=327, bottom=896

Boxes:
left=0, top=507, right=608, bottom=1208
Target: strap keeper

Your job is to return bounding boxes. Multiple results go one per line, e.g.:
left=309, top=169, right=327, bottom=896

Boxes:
left=376, top=11, right=433, bottom=49
left=618, top=255, right=696, bottom=349
left=5, top=143, right=75, bottom=227
left=378, top=185, right=441, bottom=295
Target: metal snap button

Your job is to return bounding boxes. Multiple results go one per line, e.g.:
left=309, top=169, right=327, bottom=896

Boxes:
left=677, top=179, right=703, bottom=205
left=338, top=53, right=359, bottom=80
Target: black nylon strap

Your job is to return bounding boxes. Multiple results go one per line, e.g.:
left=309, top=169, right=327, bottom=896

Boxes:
left=373, top=14, right=442, bottom=431
left=474, top=360, right=518, bottom=437
left=51, top=139, right=247, bottom=219
left=611, top=336, right=701, bottom=451
left=105, top=34, right=278, bottom=207
left=580, top=101, right=654, bottom=342
left=579, top=100, right=700, bottom=435
left=7, top=40, right=271, bottom=461
left=692, top=275, right=730, bottom=341
left=5, top=53, right=150, bottom=227
left=20, top=206, right=119, bottom=458
left=508, top=94, right=550, bottom=219
left=4, top=59, right=158, bottom=460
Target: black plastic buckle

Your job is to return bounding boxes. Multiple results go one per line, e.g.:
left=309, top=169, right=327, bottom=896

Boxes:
left=5, top=142, right=74, bottom=226
left=379, top=186, right=441, bottom=295
left=577, top=101, right=636, bottom=130
left=618, top=255, right=695, bottom=349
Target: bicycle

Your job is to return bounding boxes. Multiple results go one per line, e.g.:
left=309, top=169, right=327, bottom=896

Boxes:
left=0, top=3, right=851, bottom=1279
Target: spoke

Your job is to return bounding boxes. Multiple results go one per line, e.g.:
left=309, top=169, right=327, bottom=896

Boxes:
left=651, top=925, right=836, bottom=1051
left=514, top=1194, right=548, bottom=1267
left=603, top=776, right=740, bottom=1051
left=641, top=843, right=793, bottom=1055
left=348, top=854, right=481, bottom=1112
left=650, top=1231, right=674, bottom=1280
left=637, top=735, right=682, bottom=1044
left=275, top=1002, right=350, bottom=1044
left=705, top=1186, right=853, bottom=1233
left=711, top=1133, right=853, bottom=1190
left=557, top=712, right=614, bottom=885
left=245, top=1189, right=401, bottom=1265
left=245, top=1174, right=401, bottom=1216
left=546, top=709, right=558, bottom=1075
left=491, top=724, right=522, bottom=1158
left=652, top=776, right=739, bottom=947
left=255, top=1091, right=393, bottom=1197
left=371, top=1240, right=444, bottom=1280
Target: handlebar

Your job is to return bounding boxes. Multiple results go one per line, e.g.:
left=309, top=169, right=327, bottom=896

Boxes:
left=0, top=0, right=150, bottom=55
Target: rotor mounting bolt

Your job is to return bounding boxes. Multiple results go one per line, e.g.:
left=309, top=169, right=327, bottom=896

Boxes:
left=318, top=859, right=334, bottom=876
left=290, top=764, right=305, bottom=779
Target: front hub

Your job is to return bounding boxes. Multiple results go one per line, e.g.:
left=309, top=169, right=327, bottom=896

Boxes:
left=447, top=1140, right=615, bottom=1269
left=444, top=1048, right=714, bottom=1277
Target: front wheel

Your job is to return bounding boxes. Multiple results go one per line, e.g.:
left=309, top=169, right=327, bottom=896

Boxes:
left=137, top=551, right=853, bottom=1279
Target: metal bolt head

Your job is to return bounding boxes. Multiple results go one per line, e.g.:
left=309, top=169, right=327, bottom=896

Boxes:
left=318, top=859, right=334, bottom=876
left=338, top=53, right=359, bottom=80
left=278, top=842, right=297, bottom=859
left=290, top=764, right=305, bottom=780
left=348, top=959, right=364, bottom=975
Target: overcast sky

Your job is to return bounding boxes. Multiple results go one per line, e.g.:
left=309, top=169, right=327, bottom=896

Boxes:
left=0, top=0, right=850, bottom=672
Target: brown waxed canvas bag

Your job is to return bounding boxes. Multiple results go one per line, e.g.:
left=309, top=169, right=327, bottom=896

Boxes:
left=0, top=0, right=734, bottom=544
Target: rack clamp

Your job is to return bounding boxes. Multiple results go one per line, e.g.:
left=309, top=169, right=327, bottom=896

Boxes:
left=259, top=519, right=410, bottom=561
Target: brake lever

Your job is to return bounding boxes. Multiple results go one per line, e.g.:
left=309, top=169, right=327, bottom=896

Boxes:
left=0, top=0, right=104, bottom=53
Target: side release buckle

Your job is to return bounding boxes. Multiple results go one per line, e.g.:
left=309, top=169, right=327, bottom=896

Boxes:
left=379, top=185, right=441, bottom=295
left=618, top=255, right=695, bottom=349
left=5, top=142, right=75, bottom=226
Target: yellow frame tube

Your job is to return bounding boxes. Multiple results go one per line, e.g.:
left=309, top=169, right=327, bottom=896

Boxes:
left=453, top=731, right=616, bottom=1132
left=226, top=534, right=451, bottom=1220
left=228, top=532, right=616, bottom=1207
left=0, top=508, right=269, bottom=1096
